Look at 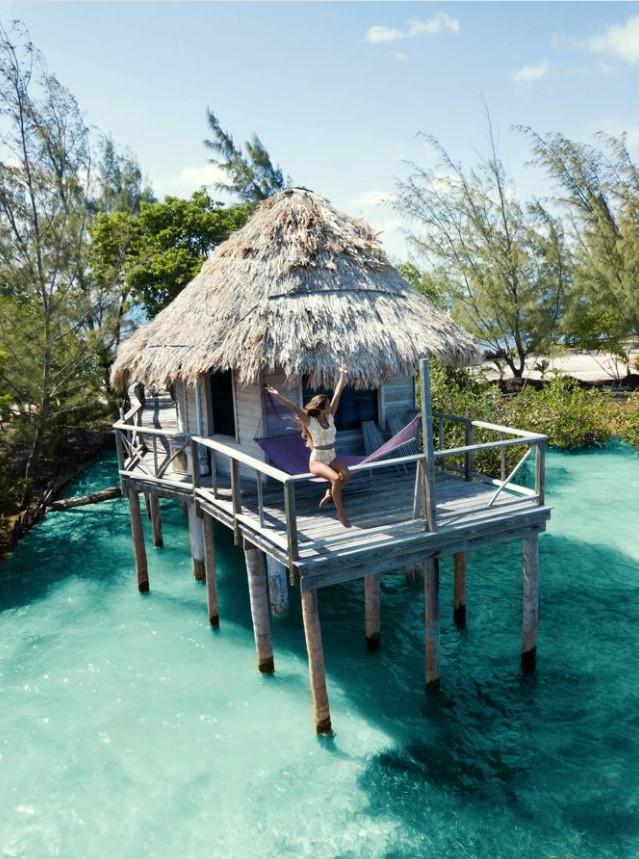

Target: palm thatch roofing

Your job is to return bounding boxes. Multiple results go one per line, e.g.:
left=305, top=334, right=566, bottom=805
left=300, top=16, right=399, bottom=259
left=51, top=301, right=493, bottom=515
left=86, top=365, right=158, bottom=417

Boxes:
left=110, top=187, right=477, bottom=391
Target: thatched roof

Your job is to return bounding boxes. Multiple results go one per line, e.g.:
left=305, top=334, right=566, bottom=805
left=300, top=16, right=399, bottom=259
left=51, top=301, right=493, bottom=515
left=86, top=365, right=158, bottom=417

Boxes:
left=110, top=187, right=477, bottom=391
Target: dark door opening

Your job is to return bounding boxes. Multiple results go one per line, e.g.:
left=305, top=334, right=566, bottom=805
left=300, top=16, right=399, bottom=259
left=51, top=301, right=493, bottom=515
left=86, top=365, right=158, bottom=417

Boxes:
left=209, top=371, right=236, bottom=436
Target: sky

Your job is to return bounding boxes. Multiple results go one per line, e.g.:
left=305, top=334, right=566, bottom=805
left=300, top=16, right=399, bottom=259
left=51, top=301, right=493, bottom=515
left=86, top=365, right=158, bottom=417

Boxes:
left=3, top=1, right=639, bottom=259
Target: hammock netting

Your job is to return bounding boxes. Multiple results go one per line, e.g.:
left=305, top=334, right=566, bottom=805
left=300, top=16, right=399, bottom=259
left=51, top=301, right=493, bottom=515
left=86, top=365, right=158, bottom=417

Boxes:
left=255, top=392, right=422, bottom=476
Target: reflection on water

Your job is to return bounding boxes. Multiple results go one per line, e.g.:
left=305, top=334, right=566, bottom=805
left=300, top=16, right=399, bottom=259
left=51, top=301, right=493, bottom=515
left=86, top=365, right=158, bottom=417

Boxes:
left=1, top=445, right=639, bottom=858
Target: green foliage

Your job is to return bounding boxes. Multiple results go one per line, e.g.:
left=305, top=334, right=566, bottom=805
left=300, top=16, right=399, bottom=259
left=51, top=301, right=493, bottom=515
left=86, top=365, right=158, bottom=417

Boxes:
left=91, top=190, right=252, bottom=318
left=397, top=262, right=448, bottom=310
left=396, top=120, right=574, bottom=377
left=522, top=128, right=639, bottom=352
left=203, top=109, right=290, bottom=203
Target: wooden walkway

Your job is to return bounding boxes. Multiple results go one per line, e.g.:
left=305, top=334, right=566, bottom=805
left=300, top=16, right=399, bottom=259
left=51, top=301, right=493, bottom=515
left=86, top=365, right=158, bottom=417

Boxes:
left=196, top=468, right=549, bottom=588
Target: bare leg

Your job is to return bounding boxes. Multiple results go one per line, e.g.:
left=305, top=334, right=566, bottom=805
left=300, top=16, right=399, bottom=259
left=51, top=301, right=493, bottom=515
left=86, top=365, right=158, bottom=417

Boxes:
left=319, top=488, right=332, bottom=507
left=309, top=461, right=351, bottom=528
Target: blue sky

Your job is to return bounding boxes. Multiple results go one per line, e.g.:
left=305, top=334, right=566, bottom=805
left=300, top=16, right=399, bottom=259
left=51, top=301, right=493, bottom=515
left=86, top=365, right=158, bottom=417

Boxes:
left=4, top=2, right=639, bottom=259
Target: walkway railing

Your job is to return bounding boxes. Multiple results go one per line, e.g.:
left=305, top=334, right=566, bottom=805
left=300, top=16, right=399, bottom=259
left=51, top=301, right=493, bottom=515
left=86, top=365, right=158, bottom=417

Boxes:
left=113, top=413, right=547, bottom=570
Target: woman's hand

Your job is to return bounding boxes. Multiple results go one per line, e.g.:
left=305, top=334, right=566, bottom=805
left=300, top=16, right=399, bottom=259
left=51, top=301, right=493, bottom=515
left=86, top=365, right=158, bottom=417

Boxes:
left=339, top=364, right=348, bottom=376
left=264, top=385, right=278, bottom=396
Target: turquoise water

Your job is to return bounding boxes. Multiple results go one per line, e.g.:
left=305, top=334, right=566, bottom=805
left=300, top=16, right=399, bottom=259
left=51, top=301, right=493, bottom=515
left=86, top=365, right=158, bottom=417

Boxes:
left=1, top=446, right=639, bottom=858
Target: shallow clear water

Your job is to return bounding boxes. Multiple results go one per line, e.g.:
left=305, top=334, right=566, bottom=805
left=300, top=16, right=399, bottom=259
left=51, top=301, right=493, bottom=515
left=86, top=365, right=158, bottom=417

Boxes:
left=1, top=446, right=639, bottom=858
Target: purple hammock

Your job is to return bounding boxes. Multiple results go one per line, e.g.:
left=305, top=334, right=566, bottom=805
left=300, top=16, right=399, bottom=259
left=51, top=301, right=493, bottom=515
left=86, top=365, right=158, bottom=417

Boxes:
left=255, top=394, right=422, bottom=477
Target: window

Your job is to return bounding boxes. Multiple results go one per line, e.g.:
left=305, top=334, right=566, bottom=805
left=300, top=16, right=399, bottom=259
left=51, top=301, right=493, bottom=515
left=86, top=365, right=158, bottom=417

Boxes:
left=302, top=377, right=378, bottom=431
left=209, top=370, right=236, bottom=436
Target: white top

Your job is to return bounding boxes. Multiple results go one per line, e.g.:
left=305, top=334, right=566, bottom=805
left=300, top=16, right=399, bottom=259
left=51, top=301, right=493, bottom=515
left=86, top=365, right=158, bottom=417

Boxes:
left=308, top=414, right=337, bottom=447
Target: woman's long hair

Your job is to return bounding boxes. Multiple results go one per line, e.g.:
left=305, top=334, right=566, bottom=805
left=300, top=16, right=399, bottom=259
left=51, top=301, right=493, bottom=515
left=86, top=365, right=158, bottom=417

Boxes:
left=300, top=394, right=330, bottom=447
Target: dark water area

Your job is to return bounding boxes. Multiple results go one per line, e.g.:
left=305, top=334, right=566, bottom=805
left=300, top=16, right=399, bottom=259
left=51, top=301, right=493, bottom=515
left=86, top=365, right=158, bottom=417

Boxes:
left=1, top=446, right=639, bottom=857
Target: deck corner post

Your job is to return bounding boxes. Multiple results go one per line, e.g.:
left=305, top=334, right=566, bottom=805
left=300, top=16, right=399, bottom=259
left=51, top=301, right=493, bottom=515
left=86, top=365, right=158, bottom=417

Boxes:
left=127, top=487, right=149, bottom=593
left=424, top=558, right=440, bottom=692
left=149, top=493, right=163, bottom=548
left=453, top=551, right=467, bottom=629
left=301, top=588, right=332, bottom=734
left=418, top=358, right=437, bottom=532
left=266, top=556, right=289, bottom=616
left=187, top=503, right=205, bottom=581
left=364, top=574, right=381, bottom=651
left=244, top=541, right=275, bottom=674
left=202, top=512, right=219, bottom=627
left=521, top=533, right=539, bottom=672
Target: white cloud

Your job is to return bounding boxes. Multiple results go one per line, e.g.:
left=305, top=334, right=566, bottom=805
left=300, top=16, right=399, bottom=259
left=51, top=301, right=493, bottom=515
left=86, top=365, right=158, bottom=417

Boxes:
left=365, top=13, right=459, bottom=45
left=391, top=51, right=408, bottom=62
left=584, top=15, right=639, bottom=65
left=153, top=164, right=228, bottom=198
left=350, top=189, right=396, bottom=208
left=510, top=61, right=551, bottom=83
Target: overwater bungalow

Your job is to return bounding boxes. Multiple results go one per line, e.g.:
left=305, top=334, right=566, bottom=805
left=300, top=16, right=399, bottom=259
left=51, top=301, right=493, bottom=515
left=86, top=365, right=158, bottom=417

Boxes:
left=111, top=187, right=550, bottom=733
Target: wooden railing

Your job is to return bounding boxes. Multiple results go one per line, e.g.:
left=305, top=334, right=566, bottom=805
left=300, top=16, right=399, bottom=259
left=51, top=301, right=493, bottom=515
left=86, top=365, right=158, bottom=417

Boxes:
left=190, top=435, right=426, bottom=572
left=112, top=410, right=547, bottom=571
left=113, top=412, right=193, bottom=486
left=432, top=415, right=547, bottom=506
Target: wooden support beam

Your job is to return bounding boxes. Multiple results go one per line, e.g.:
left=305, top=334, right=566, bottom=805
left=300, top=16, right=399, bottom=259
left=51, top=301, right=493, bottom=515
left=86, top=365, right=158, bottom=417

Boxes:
left=364, top=574, right=381, bottom=651
left=187, top=503, right=205, bottom=581
left=521, top=533, right=539, bottom=672
left=202, top=512, right=219, bottom=627
left=144, top=490, right=152, bottom=520
left=244, top=541, right=274, bottom=673
left=127, top=488, right=149, bottom=593
left=149, top=493, right=163, bottom=548
left=424, top=558, right=440, bottom=692
left=48, top=486, right=121, bottom=510
left=405, top=564, right=421, bottom=583
left=453, top=551, right=467, bottom=629
left=301, top=589, right=332, bottom=734
left=266, top=556, right=289, bottom=616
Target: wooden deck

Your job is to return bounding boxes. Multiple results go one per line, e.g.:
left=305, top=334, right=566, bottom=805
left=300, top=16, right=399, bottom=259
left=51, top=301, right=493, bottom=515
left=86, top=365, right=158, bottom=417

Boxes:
left=116, top=392, right=550, bottom=590
left=195, top=468, right=550, bottom=589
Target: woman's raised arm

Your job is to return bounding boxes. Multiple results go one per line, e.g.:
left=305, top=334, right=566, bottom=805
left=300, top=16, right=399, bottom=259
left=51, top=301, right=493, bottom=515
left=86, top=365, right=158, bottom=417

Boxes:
left=330, top=365, right=348, bottom=414
left=264, top=385, right=310, bottom=425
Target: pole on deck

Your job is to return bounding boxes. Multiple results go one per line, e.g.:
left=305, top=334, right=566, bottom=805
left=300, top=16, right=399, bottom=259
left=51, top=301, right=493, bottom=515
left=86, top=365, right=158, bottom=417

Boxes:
left=418, top=359, right=438, bottom=532
left=453, top=551, right=467, bottom=629
left=244, top=541, right=274, bottom=673
left=127, top=488, right=149, bottom=592
left=149, top=493, right=163, bottom=548
left=202, top=512, right=219, bottom=627
left=301, top=588, right=332, bottom=734
left=424, top=558, right=440, bottom=692
left=521, top=534, right=539, bottom=672
left=364, top=574, right=381, bottom=651
left=187, top=503, right=205, bottom=581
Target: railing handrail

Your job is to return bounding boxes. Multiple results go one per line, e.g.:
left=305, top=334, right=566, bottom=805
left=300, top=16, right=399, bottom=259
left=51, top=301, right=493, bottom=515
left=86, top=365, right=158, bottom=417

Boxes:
left=434, top=412, right=546, bottom=441
left=191, top=435, right=292, bottom=483
left=435, top=434, right=547, bottom=459
left=114, top=420, right=190, bottom=440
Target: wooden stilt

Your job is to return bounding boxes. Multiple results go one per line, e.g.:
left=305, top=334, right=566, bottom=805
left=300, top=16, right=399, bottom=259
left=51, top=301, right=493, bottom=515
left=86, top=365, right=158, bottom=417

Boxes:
left=364, top=574, right=381, bottom=651
left=144, top=490, right=152, bottom=519
left=187, top=503, right=205, bottom=581
left=149, top=493, right=163, bottom=548
left=405, top=564, right=421, bottom=583
left=202, top=513, right=219, bottom=627
left=127, top=488, right=149, bottom=593
left=266, top=556, right=289, bottom=616
left=453, top=551, right=467, bottom=629
left=424, top=558, right=440, bottom=692
left=521, top=534, right=539, bottom=672
left=301, top=589, right=332, bottom=734
left=244, top=541, right=274, bottom=673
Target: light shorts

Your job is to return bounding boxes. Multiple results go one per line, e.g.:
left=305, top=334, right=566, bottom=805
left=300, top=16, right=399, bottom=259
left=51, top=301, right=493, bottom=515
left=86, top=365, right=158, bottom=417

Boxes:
left=310, top=447, right=336, bottom=466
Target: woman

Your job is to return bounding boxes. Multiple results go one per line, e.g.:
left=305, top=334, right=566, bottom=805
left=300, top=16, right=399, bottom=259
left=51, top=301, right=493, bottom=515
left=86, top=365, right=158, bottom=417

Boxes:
left=264, top=365, right=352, bottom=528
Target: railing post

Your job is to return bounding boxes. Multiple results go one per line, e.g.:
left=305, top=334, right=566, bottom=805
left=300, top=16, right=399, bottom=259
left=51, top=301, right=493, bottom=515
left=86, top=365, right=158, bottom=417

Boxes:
left=535, top=440, right=545, bottom=505
left=256, top=472, right=265, bottom=529
left=419, top=359, right=437, bottom=532
left=284, top=480, right=298, bottom=579
left=230, top=459, right=241, bottom=545
left=153, top=435, right=159, bottom=478
left=115, top=431, right=125, bottom=491
left=464, top=421, right=474, bottom=480
left=190, top=438, right=201, bottom=490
